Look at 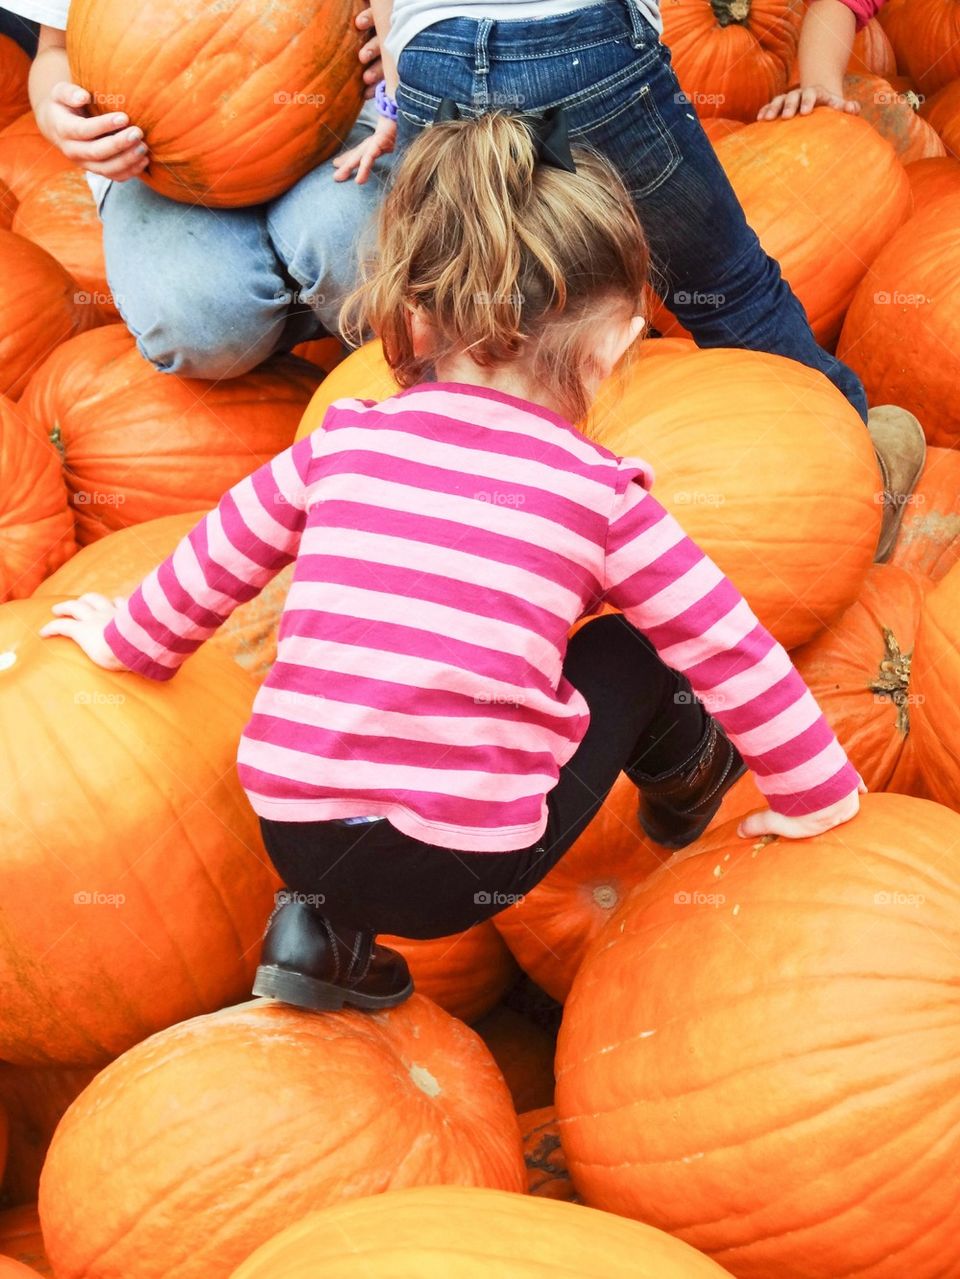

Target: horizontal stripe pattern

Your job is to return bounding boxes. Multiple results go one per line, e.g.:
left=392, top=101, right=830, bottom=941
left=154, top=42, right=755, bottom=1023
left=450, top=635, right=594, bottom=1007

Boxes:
left=104, top=384, right=858, bottom=851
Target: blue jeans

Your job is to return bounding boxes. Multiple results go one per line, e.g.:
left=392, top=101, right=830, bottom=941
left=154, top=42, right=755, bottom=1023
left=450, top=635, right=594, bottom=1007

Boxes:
left=99, top=101, right=393, bottom=379
left=395, top=0, right=867, bottom=419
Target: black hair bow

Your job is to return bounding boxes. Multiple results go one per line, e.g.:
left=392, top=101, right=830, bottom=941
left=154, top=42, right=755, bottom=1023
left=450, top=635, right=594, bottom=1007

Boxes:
left=433, top=98, right=576, bottom=173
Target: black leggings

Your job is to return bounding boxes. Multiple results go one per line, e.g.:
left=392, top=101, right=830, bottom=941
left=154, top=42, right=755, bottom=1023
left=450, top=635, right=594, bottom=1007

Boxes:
left=260, top=614, right=707, bottom=938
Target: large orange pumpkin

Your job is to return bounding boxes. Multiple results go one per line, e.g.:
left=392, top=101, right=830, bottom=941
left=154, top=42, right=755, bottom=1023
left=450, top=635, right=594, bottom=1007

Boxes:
left=39, top=997, right=526, bottom=1279
left=0, top=231, right=84, bottom=400
left=0, top=1208, right=50, bottom=1278
left=790, top=563, right=928, bottom=795
left=474, top=1005, right=556, bottom=1111
left=921, top=77, right=960, bottom=158
left=895, top=0, right=960, bottom=94
left=231, top=1184, right=733, bottom=1278
left=849, top=17, right=898, bottom=76
left=383, top=925, right=517, bottom=1024
left=889, top=446, right=960, bottom=580
left=701, top=112, right=912, bottom=346
left=0, top=127, right=72, bottom=203
left=35, top=512, right=293, bottom=683
left=0, top=177, right=14, bottom=230
left=12, top=170, right=118, bottom=323
left=911, top=559, right=960, bottom=810
left=700, top=116, right=746, bottom=143
left=519, top=1106, right=578, bottom=1202
left=0, top=597, right=278, bottom=1065
left=842, top=74, right=945, bottom=163
left=20, top=325, right=320, bottom=543
left=0, top=36, right=29, bottom=133
left=66, top=0, right=365, bottom=208
left=556, top=793, right=960, bottom=1277
left=837, top=192, right=960, bottom=446
left=0, top=395, right=75, bottom=602
left=0, top=1065, right=100, bottom=1206
left=904, top=154, right=960, bottom=207
left=0, top=1259, right=44, bottom=1278
left=659, top=0, right=803, bottom=121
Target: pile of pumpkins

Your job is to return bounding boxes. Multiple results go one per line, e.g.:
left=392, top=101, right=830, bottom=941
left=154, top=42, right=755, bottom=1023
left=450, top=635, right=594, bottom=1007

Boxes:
left=0, top=0, right=959, bottom=1276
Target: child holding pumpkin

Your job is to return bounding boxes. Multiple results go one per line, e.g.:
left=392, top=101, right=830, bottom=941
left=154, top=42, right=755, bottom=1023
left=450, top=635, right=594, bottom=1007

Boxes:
left=336, top=0, right=925, bottom=561
left=6, top=0, right=391, bottom=378
left=758, top=0, right=881, bottom=121
left=42, top=109, right=864, bottom=1015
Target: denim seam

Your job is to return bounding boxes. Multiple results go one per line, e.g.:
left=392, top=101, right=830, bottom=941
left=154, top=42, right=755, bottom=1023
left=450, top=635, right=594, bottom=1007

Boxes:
left=404, top=35, right=638, bottom=59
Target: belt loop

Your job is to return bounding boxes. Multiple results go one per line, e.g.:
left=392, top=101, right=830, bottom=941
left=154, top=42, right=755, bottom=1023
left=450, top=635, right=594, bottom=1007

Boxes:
left=473, top=17, right=493, bottom=109
left=622, top=0, right=646, bottom=48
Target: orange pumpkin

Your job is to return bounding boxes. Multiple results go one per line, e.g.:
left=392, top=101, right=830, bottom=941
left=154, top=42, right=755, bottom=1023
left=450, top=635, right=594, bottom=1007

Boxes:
left=0, top=395, right=75, bottom=602
left=67, top=0, right=365, bottom=208
left=12, top=170, right=118, bottom=323
left=700, top=116, right=746, bottom=143
left=519, top=1106, right=578, bottom=1202
left=921, top=77, right=960, bottom=158
left=382, top=925, right=517, bottom=1024
left=474, top=1005, right=556, bottom=1111
left=0, top=1208, right=50, bottom=1278
left=0, top=127, right=72, bottom=203
left=702, top=112, right=912, bottom=346
left=586, top=344, right=881, bottom=648
left=837, top=193, right=960, bottom=447
left=889, top=446, right=960, bottom=580
left=556, top=793, right=960, bottom=1277
left=36, top=513, right=293, bottom=683
left=876, top=0, right=912, bottom=69
left=791, top=563, right=927, bottom=795
left=0, top=1064, right=100, bottom=1206
left=0, top=597, right=278, bottom=1065
left=39, top=997, right=526, bottom=1279
left=296, top=338, right=401, bottom=439
left=905, top=154, right=960, bottom=207
left=230, top=1184, right=733, bottom=1278
left=842, top=74, right=945, bottom=163
left=0, top=177, right=14, bottom=230
left=0, top=231, right=84, bottom=400
left=0, top=37, right=30, bottom=134
left=911, top=560, right=960, bottom=809
left=896, top=0, right=960, bottom=94
left=20, top=325, right=320, bottom=544
left=849, top=16, right=898, bottom=76
left=291, top=335, right=348, bottom=373
left=659, top=0, right=803, bottom=121
left=0, top=1259, right=44, bottom=1278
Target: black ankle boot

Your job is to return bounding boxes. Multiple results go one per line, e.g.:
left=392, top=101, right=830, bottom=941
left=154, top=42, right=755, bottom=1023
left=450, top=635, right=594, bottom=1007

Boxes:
left=253, top=896, right=414, bottom=1012
left=628, top=719, right=747, bottom=850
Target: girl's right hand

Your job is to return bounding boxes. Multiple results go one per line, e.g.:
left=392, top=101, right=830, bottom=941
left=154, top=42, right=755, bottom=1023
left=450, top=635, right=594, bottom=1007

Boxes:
left=36, top=81, right=149, bottom=180
left=737, top=782, right=865, bottom=841
left=757, top=84, right=860, bottom=120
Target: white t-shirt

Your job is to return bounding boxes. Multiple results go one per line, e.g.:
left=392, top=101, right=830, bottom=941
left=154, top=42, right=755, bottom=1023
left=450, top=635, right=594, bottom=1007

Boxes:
left=386, top=1, right=663, bottom=62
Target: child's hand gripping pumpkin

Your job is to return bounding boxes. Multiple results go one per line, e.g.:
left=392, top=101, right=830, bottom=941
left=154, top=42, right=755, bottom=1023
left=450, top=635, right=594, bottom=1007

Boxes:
left=39, top=594, right=129, bottom=671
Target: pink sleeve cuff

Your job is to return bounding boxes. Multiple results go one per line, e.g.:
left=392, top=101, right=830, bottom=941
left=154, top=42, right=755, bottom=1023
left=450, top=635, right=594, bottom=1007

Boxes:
left=835, top=0, right=884, bottom=31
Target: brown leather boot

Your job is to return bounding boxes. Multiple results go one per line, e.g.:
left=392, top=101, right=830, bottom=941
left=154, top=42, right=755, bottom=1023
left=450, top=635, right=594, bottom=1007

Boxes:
left=253, top=896, right=413, bottom=1012
left=629, top=719, right=747, bottom=849
left=868, top=405, right=926, bottom=563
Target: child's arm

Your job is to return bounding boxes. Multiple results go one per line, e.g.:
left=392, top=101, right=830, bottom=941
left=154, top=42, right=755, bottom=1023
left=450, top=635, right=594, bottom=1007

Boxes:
left=30, top=24, right=149, bottom=180
left=603, top=470, right=863, bottom=840
left=757, top=0, right=868, bottom=121
left=333, top=0, right=397, bottom=184
left=40, top=435, right=316, bottom=679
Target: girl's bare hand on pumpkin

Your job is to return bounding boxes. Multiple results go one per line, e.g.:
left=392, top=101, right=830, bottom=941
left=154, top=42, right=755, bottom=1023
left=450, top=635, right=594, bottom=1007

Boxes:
left=757, top=84, right=860, bottom=120
left=36, top=81, right=149, bottom=180
left=355, top=6, right=384, bottom=97
left=333, top=118, right=396, bottom=184
left=737, top=782, right=866, bottom=841
left=39, top=594, right=129, bottom=671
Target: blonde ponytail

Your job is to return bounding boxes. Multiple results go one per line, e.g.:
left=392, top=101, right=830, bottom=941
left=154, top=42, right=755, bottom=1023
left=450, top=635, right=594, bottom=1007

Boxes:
left=341, top=110, right=648, bottom=422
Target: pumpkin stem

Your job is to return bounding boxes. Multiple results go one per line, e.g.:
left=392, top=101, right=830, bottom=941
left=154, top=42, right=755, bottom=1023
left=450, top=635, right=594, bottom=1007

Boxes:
left=50, top=424, right=64, bottom=458
left=710, top=0, right=751, bottom=26
left=867, top=626, right=913, bottom=737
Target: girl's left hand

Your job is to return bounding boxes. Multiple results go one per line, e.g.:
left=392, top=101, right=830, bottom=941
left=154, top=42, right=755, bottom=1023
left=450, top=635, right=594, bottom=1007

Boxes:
left=757, top=85, right=860, bottom=120
left=333, top=117, right=397, bottom=184
left=39, top=594, right=129, bottom=670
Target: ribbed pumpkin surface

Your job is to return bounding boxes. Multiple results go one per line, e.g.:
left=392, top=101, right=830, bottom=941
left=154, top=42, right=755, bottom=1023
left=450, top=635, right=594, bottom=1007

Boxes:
left=837, top=193, right=960, bottom=446
left=229, top=1185, right=732, bottom=1278
left=843, top=74, right=945, bottom=163
left=556, top=793, right=960, bottom=1277
left=896, top=0, right=960, bottom=93
left=889, top=446, right=960, bottom=580
left=0, top=598, right=276, bottom=1065
left=67, top=0, right=365, bottom=207
left=520, top=1106, right=578, bottom=1202
left=0, top=35, right=29, bottom=133
left=911, top=560, right=960, bottom=810
left=383, top=924, right=517, bottom=1024
left=905, top=155, right=960, bottom=208
left=0, top=127, right=72, bottom=203
left=0, top=1206, right=51, bottom=1278
left=0, top=231, right=83, bottom=400
left=39, top=997, right=526, bottom=1279
left=922, top=78, right=960, bottom=158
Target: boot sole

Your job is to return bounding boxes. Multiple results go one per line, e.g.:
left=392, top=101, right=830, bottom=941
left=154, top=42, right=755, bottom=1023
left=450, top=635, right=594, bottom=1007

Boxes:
left=252, top=964, right=414, bottom=1013
left=640, top=757, right=749, bottom=850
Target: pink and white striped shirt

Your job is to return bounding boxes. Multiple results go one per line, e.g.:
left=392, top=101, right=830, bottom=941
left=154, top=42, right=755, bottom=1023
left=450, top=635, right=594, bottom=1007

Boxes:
left=104, top=382, right=859, bottom=852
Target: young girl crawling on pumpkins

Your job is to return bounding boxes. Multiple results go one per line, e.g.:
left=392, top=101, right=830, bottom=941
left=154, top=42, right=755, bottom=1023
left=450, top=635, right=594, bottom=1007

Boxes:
left=41, top=107, right=864, bottom=1014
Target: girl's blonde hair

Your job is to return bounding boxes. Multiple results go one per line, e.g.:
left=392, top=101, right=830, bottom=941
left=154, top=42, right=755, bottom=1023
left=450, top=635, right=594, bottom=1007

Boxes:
left=340, top=110, right=649, bottom=422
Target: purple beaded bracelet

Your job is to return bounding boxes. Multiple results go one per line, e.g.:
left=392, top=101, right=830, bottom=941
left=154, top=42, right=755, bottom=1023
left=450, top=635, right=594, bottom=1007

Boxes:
left=375, top=79, right=398, bottom=121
